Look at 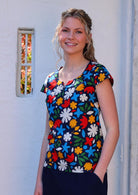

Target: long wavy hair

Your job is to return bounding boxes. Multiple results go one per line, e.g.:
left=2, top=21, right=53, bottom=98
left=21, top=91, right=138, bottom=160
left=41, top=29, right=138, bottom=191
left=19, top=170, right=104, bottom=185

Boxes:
left=53, top=8, right=97, bottom=64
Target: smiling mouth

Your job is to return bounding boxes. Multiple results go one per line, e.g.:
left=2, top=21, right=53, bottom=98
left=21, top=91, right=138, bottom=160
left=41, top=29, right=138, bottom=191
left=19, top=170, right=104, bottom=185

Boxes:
left=65, top=42, right=77, bottom=46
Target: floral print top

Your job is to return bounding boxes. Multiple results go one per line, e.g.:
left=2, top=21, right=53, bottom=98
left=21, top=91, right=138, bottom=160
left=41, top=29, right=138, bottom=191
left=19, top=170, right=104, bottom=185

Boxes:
left=41, top=61, right=113, bottom=173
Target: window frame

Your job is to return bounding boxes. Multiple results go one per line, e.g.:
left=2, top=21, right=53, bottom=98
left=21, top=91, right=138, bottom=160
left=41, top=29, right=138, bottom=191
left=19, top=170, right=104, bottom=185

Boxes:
left=16, top=28, right=35, bottom=97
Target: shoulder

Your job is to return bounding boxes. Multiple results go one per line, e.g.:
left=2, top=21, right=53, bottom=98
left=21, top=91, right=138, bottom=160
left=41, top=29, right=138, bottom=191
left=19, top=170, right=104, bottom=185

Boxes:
left=89, top=61, right=114, bottom=86
left=40, top=71, right=57, bottom=93
left=45, top=70, right=59, bottom=84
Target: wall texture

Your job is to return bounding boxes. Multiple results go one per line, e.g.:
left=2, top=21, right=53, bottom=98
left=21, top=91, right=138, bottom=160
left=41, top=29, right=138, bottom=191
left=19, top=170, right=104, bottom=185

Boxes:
left=130, top=0, right=138, bottom=194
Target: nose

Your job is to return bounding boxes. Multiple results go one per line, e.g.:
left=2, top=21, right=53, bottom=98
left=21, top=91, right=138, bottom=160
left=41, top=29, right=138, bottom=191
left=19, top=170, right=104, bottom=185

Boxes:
left=68, top=31, right=74, bottom=39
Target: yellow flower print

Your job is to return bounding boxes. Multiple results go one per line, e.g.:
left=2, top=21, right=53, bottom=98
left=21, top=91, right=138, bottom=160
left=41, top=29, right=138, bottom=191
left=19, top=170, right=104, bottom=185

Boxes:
left=95, top=67, right=99, bottom=72
left=69, top=119, right=77, bottom=128
left=97, top=140, right=102, bottom=149
left=49, top=138, right=55, bottom=144
left=56, top=97, right=63, bottom=105
left=76, top=84, right=85, bottom=91
left=57, top=136, right=62, bottom=139
left=75, top=126, right=80, bottom=131
left=70, top=101, right=77, bottom=109
left=84, top=162, right=92, bottom=171
left=58, top=151, right=64, bottom=159
left=49, top=162, right=52, bottom=165
left=73, top=132, right=79, bottom=135
left=75, top=147, right=83, bottom=155
left=47, top=151, right=52, bottom=159
left=49, top=120, right=53, bottom=128
left=98, top=73, right=105, bottom=82
left=57, top=80, right=62, bottom=85
left=88, top=115, right=95, bottom=124
left=90, top=102, right=94, bottom=107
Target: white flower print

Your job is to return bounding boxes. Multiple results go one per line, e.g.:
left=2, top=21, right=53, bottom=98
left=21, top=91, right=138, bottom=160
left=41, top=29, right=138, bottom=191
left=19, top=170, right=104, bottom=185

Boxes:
left=94, top=102, right=99, bottom=109
left=58, top=160, right=67, bottom=171
left=53, top=85, right=64, bottom=95
left=63, top=132, right=72, bottom=142
left=87, top=111, right=94, bottom=115
left=80, top=94, right=88, bottom=102
left=64, top=87, right=75, bottom=99
left=56, top=147, right=62, bottom=151
left=52, top=130, right=56, bottom=136
left=60, top=108, right=73, bottom=123
left=72, top=166, right=84, bottom=173
left=88, top=124, right=98, bottom=137
left=43, top=161, right=47, bottom=167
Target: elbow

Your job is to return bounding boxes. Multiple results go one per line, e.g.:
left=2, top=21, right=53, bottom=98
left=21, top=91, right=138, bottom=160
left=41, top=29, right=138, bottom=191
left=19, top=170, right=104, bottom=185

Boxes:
left=114, top=124, right=120, bottom=143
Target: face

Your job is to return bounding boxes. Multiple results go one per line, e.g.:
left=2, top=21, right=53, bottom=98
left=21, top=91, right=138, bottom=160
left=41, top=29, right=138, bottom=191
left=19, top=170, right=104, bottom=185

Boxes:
left=58, top=17, right=88, bottom=56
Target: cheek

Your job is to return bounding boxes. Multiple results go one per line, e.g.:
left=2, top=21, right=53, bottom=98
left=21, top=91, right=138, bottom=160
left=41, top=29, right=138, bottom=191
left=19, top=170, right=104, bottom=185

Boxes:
left=58, top=35, right=63, bottom=46
left=79, top=37, right=87, bottom=46
left=77, top=34, right=87, bottom=43
left=58, top=34, right=66, bottom=44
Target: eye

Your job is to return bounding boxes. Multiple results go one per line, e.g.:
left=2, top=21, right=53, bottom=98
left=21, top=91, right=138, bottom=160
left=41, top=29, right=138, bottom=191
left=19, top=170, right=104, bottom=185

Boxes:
left=62, top=29, right=68, bottom=32
left=76, top=31, right=83, bottom=34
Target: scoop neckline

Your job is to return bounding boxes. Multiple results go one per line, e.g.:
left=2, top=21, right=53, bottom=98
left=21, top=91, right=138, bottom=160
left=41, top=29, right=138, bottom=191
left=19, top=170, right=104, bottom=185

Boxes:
left=57, top=60, right=91, bottom=86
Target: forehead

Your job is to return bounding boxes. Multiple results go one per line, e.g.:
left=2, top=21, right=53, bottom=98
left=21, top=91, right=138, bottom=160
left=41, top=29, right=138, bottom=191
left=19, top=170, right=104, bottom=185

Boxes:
left=62, top=17, right=85, bottom=29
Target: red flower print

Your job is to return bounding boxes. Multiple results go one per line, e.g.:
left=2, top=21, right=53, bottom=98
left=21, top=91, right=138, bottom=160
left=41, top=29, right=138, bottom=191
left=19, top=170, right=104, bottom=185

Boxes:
left=86, top=64, right=94, bottom=71
left=62, top=99, right=70, bottom=108
left=52, top=150, right=58, bottom=162
left=48, top=134, right=53, bottom=140
left=80, top=116, right=88, bottom=129
left=94, top=76, right=98, bottom=84
left=47, top=95, right=55, bottom=103
left=67, top=80, right=73, bottom=85
left=65, top=153, right=75, bottom=163
left=96, top=122, right=100, bottom=126
left=49, top=80, right=57, bottom=90
left=53, top=119, right=62, bottom=128
left=84, top=137, right=94, bottom=146
left=84, top=86, right=95, bottom=94
left=92, top=163, right=97, bottom=171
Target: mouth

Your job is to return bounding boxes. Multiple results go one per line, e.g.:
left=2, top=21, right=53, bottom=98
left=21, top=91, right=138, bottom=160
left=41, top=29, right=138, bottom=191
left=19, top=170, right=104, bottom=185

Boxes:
left=65, top=42, right=77, bottom=46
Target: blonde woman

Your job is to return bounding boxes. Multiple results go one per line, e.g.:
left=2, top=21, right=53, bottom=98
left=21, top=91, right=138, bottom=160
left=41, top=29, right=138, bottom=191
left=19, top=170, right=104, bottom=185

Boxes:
left=34, top=8, right=119, bottom=195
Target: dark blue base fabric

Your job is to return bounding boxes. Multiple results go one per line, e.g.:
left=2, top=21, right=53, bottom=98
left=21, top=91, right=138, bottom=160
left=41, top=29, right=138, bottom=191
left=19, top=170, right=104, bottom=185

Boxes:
left=42, top=167, right=108, bottom=195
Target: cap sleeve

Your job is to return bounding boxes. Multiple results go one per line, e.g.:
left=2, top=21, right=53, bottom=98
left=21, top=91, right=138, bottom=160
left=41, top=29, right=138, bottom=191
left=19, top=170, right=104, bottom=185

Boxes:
left=93, top=64, right=114, bottom=86
left=40, top=76, right=48, bottom=94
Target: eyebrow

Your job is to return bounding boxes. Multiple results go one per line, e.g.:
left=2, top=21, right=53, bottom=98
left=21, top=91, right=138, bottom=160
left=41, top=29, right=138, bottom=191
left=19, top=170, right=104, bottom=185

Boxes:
left=62, top=26, right=84, bottom=30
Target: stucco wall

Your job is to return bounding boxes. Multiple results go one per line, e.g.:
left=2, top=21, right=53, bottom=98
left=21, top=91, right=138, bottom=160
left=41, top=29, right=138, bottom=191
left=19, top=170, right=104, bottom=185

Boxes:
left=130, top=0, right=138, bottom=194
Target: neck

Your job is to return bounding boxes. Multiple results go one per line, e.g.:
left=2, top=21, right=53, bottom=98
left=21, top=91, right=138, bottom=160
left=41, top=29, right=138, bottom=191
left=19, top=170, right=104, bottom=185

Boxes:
left=63, top=54, right=89, bottom=71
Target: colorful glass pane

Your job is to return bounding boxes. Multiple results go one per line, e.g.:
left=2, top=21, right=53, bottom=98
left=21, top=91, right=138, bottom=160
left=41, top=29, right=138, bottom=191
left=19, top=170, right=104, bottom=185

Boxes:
left=27, top=34, right=32, bottom=63
left=27, top=66, right=32, bottom=94
left=20, top=66, right=25, bottom=94
left=21, top=34, right=26, bottom=64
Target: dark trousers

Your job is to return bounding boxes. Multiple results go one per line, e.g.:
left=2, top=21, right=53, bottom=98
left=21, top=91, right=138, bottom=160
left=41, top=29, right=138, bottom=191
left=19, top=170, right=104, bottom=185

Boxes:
left=42, top=167, right=108, bottom=195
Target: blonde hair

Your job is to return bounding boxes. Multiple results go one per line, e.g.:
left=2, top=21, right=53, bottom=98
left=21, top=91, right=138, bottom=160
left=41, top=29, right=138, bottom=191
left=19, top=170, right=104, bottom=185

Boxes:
left=53, top=8, right=97, bottom=64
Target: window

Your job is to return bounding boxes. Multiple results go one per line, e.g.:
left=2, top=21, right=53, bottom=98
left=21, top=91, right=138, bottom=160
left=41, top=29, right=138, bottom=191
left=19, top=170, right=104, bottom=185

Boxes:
left=16, top=28, right=34, bottom=97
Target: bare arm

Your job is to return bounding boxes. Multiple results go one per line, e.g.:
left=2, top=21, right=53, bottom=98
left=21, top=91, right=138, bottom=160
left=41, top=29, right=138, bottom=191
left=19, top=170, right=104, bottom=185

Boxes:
left=94, top=79, right=119, bottom=182
left=34, top=112, right=50, bottom=195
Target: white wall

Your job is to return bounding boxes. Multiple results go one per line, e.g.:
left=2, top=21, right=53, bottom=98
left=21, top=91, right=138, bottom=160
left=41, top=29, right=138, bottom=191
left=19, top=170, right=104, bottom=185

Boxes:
left=0, top=0, right=133, bottom=194
left=130, top=0, right=138, bottom=194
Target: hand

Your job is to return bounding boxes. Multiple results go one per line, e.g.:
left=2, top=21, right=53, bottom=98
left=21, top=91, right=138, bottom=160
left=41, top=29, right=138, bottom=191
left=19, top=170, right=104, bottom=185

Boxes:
left=34, top=180, right=43, bottom=195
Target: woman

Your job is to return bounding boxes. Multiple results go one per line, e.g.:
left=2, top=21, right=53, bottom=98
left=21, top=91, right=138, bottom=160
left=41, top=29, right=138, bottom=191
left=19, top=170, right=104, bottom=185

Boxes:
left=34, top=8, right=119, bottom=195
